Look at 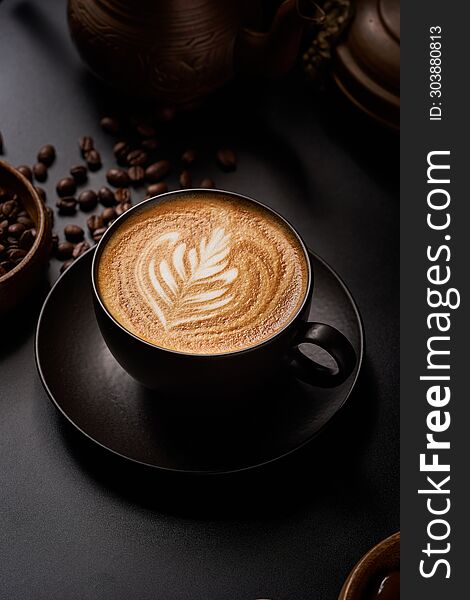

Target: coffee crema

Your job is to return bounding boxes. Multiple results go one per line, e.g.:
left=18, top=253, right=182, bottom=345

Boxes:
left=97, top=193, right=309, bottom=354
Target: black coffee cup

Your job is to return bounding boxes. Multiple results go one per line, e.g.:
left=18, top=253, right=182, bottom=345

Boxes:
left=91, top=190, right=356, bottom=404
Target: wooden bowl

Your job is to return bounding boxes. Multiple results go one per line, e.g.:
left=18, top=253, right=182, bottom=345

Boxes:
left=0, top=160, right=52, bottom=314
left=338, top=532, right=400, bottom=600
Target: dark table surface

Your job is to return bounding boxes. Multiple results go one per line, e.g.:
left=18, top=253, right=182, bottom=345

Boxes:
left=0, top=1, right=399, bottom=599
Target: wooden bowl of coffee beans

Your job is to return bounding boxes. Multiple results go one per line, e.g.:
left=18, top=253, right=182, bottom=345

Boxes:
left=0, top=160, right=52, bottom=314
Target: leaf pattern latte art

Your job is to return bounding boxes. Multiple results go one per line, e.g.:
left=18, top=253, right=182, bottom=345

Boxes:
left=135, top=227, right=238, bottom=331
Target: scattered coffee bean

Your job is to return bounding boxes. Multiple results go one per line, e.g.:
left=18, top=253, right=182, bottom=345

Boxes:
left=72, top=241, right=90, bottom=258
left=8, top=222, right=25, bottom=237
left=85, top=149, right=102, bottom=171
left=200, top=177, right=215, bottom=188
left=114, top=187, right=131, bottom=204
left=19, top=229, right=35, bottom=250
left=127, top=149, right=148, bottom=167
left=79, top=136, right=94, bottom=157
left=16, top=165, right=33, bottom=182
left=114, top=203, right=127, bottom=216
left=92, top=227, right=107, bottom=242
left=102, top=207, right=117, bottom=223
left=0, top=131, right=3, bottom=154
left=113, top=141, right=130, bottom=164
left=145, top=160, right=171, bottom=182
left=37, top=144, right=56, bottom=166
left=181, top=149, right=196, bottom=165
left=56, top=197, right=77, bottom=215
left=100, top=116, right=120, bottom=135
left=33, top=162, right=48, bottom=182
left=128, top=166, right=145, bottom=184
left=56, top=177, right=76, bottom=197
left=60, top=259, right=74, bottom=273
left=51, top=233, right=59, bottom=252
left=141, top=138, right=159, bottom=151
left=98, top=187, right=116, bottom=207
left=107, top=168, right=130, bottom=187
left=136, top=123, right=156, bottom=138
left=87, top=214, right=104, bottom=232
left=146, top=182, right=168, bottom=197
left=46, top=206, right=54, bottom=226
left=64, top=224, right=84, bottom=243
left=35, top=186, right=47, bottom=203
left=216, top=148, right=237, bottom=171
left=179, top=170, right=192, bottom=188
left=55, top=241, right=75, bottom=260
left=78, top=189, right=98, bottom=211
left=70, top=165, right=88, bottom=184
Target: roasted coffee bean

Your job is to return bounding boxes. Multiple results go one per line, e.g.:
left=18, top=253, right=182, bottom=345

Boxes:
left=0, top=131, right=3, bottom=154
left=145, top=160, right=171, bottom=182
left=0, top=243, right=5, bottom=256
left=179, top=170, right=192, bottom=188
left=114, top=188, right=131, bottom=204
left=78, top=189, right=98, bottom=211
left=0, top=260, right=13, bottom=274
left=106, top=168, right=130, bottom=187
left=33, top=162, right=48, bottom=182
left=56, top=177, right=77, bottom=197
left=216, top=148, right=237, bottom=171
left=181, top=149, right=197, bottom=165
left=113, top=141, right=130, bottom=164
left=146, top=182, right=168, bottom=197
left=98, top=187, right=116, bottom=207
left=37, top=144, right=56, bottom=166
left=55, top=241, right=74, bottom=260
left=141, top=138, right=159, bottom=151
left=70, top=165, right=88, bottom=184
left=85, top=149, right=102, bottom=171
left=136, top=123, right=157, bottom=138
left=127, top=149, right=148, bottom=167
left=100, top=116, right=120, bottom=135
left=199, top=177, right=215, bottom=188
left=60, top=259, right=74, bottom=273
left=128, top=166, right=145, bottom=184
left=16, top=165, right=33, bottom=182
left=51, top=233, right=59, bottom=251
left=35, top=186, right=47, bottom=203
left=79, top=136, right=94, bottom=157
left=56, top=197, right=77, bottom=215
left=8, top=223, right=25, bottom=237
left=17, top=216, right=34, bottom=228
left=92, top=227, right=107, bottom=242
left=115, top=202, right=132, bottom=216
left=19, top=229, right=35, bottom=250
left=1, top=199, right=18, bottom=217
left=64, top=224, right=84, bottom=243
left=102, top=207, right=117, bottom=223
left=87, top=214, right=104, bottom=232
left=46, top=206, right=54, bottom=226
left=72, top=241, right=91, bottom=259
left=7, top=248, right=27, bottom=261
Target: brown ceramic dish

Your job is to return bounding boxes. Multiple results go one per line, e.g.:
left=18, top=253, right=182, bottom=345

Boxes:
left=338, top=531, right=400, bottom=600
left=0, top=160, right=52, bottom=314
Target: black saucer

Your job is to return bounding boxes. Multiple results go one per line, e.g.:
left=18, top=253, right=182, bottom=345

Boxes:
left=36, top=248, right=364, bottom=474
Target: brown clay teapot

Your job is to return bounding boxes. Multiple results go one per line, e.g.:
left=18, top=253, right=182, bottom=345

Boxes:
left=68, top=0, right=323, bottom=107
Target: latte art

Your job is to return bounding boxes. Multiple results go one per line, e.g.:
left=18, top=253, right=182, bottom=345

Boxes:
left=97, top=193, right=309, bottom=354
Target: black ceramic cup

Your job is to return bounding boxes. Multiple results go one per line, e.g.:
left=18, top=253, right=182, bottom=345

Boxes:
left=91, top=190, right=356, bottom=406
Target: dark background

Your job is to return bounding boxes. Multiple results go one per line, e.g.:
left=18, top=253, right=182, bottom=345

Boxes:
left=0, top=1, right=399, bottom=599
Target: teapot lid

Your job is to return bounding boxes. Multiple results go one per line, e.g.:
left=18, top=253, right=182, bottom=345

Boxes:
left=332, top=0, right=400, bottom=130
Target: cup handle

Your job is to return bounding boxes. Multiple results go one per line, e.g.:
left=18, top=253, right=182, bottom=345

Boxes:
left=286, top=322, right=357, bottom=387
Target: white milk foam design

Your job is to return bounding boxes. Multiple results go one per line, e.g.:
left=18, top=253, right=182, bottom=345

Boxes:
left=135, top=227, right=239, bottom=331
